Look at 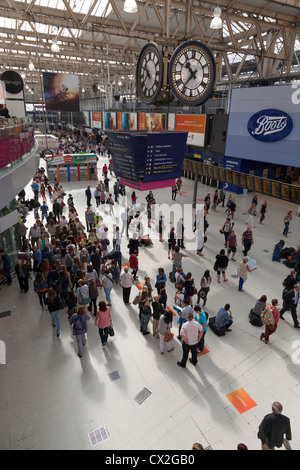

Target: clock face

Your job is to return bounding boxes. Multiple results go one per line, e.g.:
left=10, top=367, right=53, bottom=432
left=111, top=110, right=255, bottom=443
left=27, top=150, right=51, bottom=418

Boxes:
left=136, top=42, right=163, bottom=105
left=169, top=41, right=216, bottom=106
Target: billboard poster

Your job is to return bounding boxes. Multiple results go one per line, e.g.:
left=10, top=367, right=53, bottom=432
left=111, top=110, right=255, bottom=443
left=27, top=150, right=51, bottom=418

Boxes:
left=145, top=113, right=166, bottom=132
left=104, top=112, right=117, bottom=130
left=175, top=114, right=206, bottom=147
left=43, top=73, right=80, bottom=111
left=117, top=112, right=123, bottom=131
left=138, top=112, right=146, bottom=131
left=225, top=85, right=300, bottom=167
left=122, top=112, right=137, bottom=131
left=91, top=111, right=102, bottom=129
left=82, top=111, right=90, bottom=127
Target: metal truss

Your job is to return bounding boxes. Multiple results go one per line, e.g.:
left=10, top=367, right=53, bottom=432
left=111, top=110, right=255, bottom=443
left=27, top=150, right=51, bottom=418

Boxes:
left=0, top=0, right=300, bottom=97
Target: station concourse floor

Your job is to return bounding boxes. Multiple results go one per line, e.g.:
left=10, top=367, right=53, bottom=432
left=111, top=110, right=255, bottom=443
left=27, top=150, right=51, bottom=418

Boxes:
left=0, top=155, right=300, bottom=451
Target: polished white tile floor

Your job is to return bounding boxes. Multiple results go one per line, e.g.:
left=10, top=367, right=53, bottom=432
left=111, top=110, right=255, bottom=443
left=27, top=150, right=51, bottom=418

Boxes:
left=0, top=154, right=300, bottom=450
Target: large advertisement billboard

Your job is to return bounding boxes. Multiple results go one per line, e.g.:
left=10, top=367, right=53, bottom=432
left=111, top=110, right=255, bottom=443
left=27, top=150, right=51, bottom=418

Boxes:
left=175, top=114, right=206, bottom=147
left=225, top=85, right=299, bottom=167
left=43, top=73, right=80, bottom=112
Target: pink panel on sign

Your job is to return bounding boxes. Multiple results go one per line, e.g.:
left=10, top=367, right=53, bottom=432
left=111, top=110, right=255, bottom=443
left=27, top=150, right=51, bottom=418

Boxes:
left=119, top=178, right=176, bottom=191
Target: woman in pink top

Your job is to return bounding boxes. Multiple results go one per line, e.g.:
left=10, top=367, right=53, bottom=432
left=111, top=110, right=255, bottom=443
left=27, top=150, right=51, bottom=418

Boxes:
left=95, top=300, right=112, bottom=347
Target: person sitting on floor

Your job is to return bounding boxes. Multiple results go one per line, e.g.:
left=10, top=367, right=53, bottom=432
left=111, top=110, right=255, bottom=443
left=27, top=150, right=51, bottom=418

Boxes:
left=215, top=303, right=233, bottom=332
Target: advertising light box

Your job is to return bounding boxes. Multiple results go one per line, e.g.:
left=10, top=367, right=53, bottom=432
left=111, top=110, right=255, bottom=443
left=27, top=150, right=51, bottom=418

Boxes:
left=225, top=85, right=300, bottom=166
left=175, top=114, right=206, bottom=147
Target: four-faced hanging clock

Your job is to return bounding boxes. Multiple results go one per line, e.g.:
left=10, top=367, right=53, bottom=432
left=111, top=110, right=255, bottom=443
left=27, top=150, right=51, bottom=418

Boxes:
left=168, top=40, right=216, bottom=106
left=136, top=42, right=164, bottom=105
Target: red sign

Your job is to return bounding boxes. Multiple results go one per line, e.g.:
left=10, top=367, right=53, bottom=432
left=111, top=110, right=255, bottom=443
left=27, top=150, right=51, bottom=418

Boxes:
left=64, top=154, right=74, bottom=164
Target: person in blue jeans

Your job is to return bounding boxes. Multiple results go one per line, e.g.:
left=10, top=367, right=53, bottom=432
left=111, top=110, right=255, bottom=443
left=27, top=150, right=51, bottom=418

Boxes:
left=70, top=306, right=90, bottom=358
left=139, top=297, right=151, bottom=335
left=215, top=304, right=233, bottom=331
left=34, top=272, right=47, bottom=311
left=193, top=304, right=208, bottom=353
left=155, top=267, right=167, bottom=294
left=283, top=211, right=292, bottom=237
left=102, top=273, right=113, bottom=306
left=47, top=288, right=63, bottom=337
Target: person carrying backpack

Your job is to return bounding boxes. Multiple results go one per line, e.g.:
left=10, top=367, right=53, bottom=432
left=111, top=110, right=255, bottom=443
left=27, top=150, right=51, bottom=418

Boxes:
left=260, top=300, right=280, bottom=344
left=70, top=305, right=90, bottom=358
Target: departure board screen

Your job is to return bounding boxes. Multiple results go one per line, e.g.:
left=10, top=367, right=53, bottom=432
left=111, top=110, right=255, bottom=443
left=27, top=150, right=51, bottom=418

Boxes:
left=239, top=173, right=247, bottom=188
left=281, top=184, right=290, bottom=201
left=291, top=187, right=300, bottom=205
left=232, top=171, right=240, bottom=187
left=144, top=132, right=188, bottom=182
left=262, top=179, right=271, bottom=196
left=226, top=170, right=233, bottom=184
left=247, top=175, right=254, bottom=191
left=213, top=166, right=220, bottom=180
left=106, top=131, right=139, bottom=182
left=271, top=181, right=280, bottom=198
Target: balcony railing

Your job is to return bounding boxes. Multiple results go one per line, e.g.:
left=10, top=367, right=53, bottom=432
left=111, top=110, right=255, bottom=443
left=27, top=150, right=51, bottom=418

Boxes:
left=0, top=116, right=35, bottom=170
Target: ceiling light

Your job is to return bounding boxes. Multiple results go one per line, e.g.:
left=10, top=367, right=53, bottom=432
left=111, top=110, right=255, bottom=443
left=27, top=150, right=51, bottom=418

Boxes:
left=28, top=60, right=35, bottom=71
left=118, top=80, right=122, bottom=86
left=124, top=0, right=138, bottom=13
left=210, top=6, right=223, bottom=29
left=82, top=87, right=85, bottom=92
left=51, top=38, right=60, bottom=53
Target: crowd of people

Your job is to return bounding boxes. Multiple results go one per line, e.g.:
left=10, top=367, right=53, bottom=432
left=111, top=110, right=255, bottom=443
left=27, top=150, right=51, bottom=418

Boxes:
left=0, top=134, right=299, bottom=450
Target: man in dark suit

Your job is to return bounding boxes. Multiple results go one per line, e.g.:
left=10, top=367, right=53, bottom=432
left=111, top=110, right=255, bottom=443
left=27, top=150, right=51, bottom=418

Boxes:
left=280, top=285, right=300, bottom=328
left=85, top=186, right=92, bottom=207
left=258, top=402, right=292, bottom=450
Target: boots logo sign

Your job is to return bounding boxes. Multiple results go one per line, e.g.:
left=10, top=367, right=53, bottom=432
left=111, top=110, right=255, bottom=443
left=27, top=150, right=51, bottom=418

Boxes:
left=247, top=109, right=293, bottom=143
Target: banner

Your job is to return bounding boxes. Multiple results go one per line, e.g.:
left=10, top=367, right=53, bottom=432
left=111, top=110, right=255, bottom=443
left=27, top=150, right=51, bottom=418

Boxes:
left=145, top=113, right=166, bottom=132
left=82, top=111, right=91, bottom=127
left=43, top=73, right=80, bottom=112
left=175, top=114, right=206, bottom=147
left=104, top=112, right=117, bottom=130
left=91, top=111, right=102, bottom=129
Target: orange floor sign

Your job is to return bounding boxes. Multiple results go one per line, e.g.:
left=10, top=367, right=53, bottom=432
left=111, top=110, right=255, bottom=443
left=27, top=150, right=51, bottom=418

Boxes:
left=226, top=388, right=257, bottom=414
left=197, top=346, right=209, bottom=357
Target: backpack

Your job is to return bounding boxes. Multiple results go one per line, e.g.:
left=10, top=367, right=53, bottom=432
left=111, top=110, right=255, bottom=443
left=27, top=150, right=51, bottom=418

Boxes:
left=260, top=307, right=275, bottom=326
left=77, top=286, right=90, bottom=305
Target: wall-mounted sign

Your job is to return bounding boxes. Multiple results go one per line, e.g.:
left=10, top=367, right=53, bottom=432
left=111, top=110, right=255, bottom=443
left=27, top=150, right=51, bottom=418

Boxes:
left=247, top=109, right=293, bottom=143
left=1, top=70, right=24, bottom=94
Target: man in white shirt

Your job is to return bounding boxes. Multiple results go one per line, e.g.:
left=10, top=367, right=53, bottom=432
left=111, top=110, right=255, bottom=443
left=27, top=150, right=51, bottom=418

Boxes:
left=177, top=312, right=203, bottom=368
left=121, top=208, right=130, bottom=238
left=29, top=223, right=41, bottom=247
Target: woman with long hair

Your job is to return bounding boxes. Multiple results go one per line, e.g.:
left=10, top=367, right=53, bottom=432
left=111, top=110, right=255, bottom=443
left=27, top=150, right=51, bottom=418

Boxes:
left=95, top=300, right=112, bottom=347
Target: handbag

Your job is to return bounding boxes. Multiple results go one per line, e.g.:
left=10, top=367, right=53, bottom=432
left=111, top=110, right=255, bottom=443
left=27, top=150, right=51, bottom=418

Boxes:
left=164, top=331, right=174, bottom=342
left=199, top=289, right=207, bottom=299
left=133, top=294, right=141, bottom=305
left=106, top=324, right=115, bottom=337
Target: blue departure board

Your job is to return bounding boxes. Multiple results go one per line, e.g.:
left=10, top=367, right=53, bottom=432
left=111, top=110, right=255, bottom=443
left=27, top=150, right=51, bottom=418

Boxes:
left=144, top=132, right=188, bottom=182
left=106, top=131, right=188, bottom=183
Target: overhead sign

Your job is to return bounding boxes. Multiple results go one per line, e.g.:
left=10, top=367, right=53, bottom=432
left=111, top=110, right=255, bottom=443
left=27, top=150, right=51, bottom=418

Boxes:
left=43, top=73, right=80, bottom=112
left=175, top=114, right=206, bottom=147
left=107, top=131, right=187, bottom=184
left=1, top=70, right=24, bottom=94
left=247, top=108, right=293, bottom=142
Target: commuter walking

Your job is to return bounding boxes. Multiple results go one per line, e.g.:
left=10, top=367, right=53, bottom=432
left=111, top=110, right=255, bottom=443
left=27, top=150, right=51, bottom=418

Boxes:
left=258, top=402, right=292, bottom=450
left=70, top=306, right=90, bottom=358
